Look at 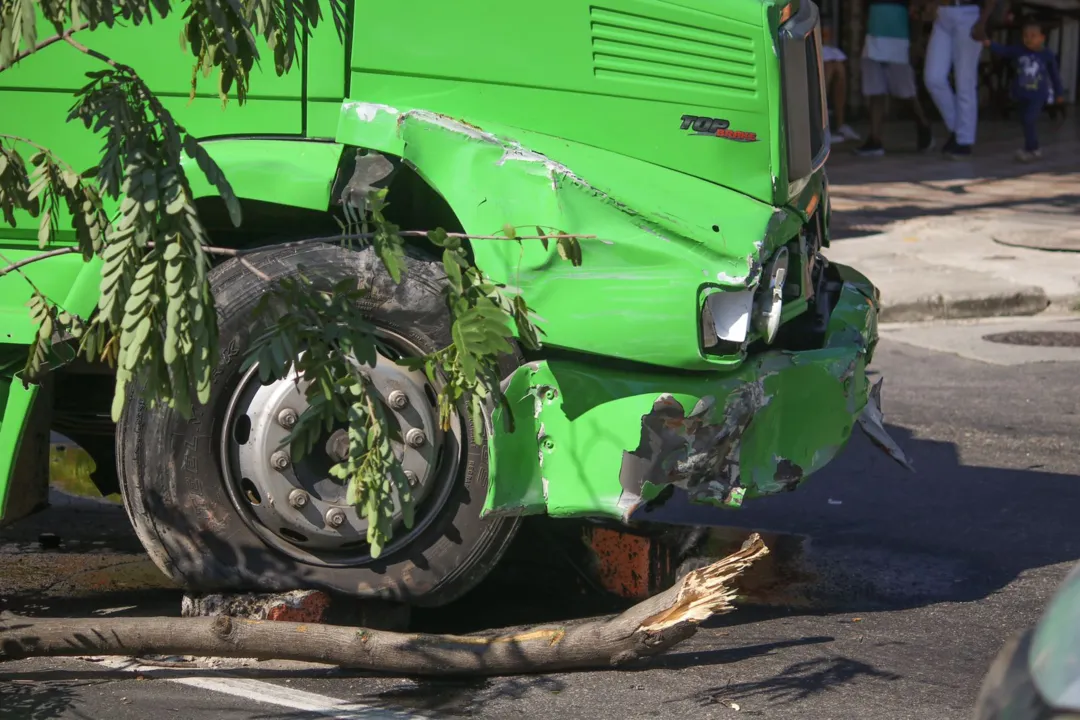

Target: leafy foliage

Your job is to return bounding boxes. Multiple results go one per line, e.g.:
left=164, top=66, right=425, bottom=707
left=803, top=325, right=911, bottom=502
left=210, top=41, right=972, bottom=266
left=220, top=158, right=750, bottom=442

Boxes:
left=0, top=0, right=580, bottom=556
left=244, top=272, right=415, bottom=557
left=420, top=227, right=543, bottom=445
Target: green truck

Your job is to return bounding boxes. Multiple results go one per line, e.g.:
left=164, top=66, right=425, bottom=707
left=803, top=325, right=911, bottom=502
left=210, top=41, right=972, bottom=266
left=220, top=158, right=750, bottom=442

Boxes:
left=0, top=0, right=908, bottom=605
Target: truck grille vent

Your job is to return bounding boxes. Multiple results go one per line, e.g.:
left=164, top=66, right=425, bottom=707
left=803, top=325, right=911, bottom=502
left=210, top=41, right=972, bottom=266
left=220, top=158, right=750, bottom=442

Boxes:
left=589, top=6, right=758, bottom=96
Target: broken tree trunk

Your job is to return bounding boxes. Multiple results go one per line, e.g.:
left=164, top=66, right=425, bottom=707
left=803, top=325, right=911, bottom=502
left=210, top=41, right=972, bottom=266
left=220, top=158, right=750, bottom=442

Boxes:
left=0, top=534, right=767, bottom=676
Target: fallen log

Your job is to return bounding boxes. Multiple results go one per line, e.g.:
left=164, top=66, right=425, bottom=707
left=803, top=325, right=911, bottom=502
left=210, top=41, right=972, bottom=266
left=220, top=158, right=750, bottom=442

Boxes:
left=0, top=533, right=767, bottom=676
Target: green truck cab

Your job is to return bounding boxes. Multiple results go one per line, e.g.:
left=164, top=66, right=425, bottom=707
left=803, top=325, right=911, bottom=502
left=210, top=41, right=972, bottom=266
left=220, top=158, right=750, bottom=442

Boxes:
left=0, top=0, right=908, bottom=604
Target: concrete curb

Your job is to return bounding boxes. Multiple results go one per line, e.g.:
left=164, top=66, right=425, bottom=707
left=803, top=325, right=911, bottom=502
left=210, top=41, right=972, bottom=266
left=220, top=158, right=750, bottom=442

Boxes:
left=879, top=289, right=1052, bottom=323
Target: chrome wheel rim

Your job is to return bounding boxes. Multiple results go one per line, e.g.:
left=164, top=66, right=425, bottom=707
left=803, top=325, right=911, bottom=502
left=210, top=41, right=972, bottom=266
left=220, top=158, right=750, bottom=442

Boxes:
left=219, top=331, right=463, bottom=566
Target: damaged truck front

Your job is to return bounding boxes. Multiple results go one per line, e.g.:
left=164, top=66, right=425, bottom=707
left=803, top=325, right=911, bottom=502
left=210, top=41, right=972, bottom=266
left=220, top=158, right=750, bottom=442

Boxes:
left=0, top=0, right=909, bottom=603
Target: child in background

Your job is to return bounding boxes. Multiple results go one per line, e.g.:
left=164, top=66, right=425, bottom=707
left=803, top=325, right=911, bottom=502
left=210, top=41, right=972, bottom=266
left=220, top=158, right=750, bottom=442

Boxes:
left=822, top=24, right=861, bottom=144
left=984, top=20, right=1065, bottom=162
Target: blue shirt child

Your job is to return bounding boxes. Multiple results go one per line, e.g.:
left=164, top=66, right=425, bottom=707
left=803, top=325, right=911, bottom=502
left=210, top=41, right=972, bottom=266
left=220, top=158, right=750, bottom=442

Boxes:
left=989, top=42, right=1065, bottom=103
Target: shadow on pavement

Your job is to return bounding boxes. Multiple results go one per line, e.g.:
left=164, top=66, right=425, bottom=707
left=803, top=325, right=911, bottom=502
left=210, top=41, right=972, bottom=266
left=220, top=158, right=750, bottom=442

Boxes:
left=687, top=655, right=901, bottom=708
left=3, top=418, right=1079, bottom=696
left=0, top=679, right=82, bottom=720
left=685, top=424, right=1080, bottom=610
left=821, top=116, right=1080, bottom=239
left=648, top=635, right=835, bottom=671
left=443, top=421, right=1080, bottom=627
left=828, top=191, right=1080, bottom=240
left=7, top=420, right=1080, bottom=621
left=364, top=675, right=566, bottom=717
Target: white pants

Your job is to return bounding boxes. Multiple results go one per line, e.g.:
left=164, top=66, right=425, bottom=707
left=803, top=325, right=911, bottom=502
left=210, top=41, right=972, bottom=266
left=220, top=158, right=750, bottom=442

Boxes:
left=923, top=5, right=984, bottom=145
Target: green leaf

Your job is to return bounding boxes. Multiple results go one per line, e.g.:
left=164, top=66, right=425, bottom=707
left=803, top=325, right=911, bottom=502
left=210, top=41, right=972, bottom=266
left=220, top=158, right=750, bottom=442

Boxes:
left=557, top=237, right=583, bottom=267
left=37, top=210, right=51, bottom=248
left=163, top=242, right=182, bottom=261
left=373, top=227, right=405, bottom=284
left=443, top=249, right=463, bottom=292
left=428, top=227, right=449, bottom=247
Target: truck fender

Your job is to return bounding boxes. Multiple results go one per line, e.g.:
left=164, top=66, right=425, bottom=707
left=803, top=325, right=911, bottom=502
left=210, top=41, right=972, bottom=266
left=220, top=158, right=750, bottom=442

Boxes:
left=184, top=137, right=345, bottom=210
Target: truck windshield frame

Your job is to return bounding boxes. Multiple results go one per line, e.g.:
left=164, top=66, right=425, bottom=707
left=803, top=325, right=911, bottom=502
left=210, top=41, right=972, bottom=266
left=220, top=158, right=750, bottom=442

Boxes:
left=779, top=0, right=830, bottom=200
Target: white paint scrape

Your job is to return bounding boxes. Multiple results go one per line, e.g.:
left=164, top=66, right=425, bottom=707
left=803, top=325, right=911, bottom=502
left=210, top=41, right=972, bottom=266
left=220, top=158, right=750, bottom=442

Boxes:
left=395, top=110, right=590, bottom=192
left=343, top=101, right=400, bottom=123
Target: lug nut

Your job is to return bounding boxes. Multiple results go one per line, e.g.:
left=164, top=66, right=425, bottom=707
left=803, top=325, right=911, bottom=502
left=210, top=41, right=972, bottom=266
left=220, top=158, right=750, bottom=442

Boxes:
left=325, top=508, right=346, bottom=528
left=271, top=451, right=290, bottom=470
left=277, top=408, right=298, bottom=429
left=387, top=390, right=409, bottom=410
left=325, top=429, right=350, bottom=464
left=405, top=470, right=419, bottom=487
left=405, top=428, right=426, bottom=448
left=288, top=489, right=309, bottom=508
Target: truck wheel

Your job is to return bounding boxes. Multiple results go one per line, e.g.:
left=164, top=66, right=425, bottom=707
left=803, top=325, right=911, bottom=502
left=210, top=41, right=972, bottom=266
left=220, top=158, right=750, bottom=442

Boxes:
left=115, top=244, right=520, bottom=606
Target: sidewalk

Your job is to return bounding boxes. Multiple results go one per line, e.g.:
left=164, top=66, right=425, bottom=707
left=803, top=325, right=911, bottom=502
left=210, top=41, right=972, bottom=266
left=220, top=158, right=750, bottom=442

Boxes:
left=823, top=116, right=1080, bottom=322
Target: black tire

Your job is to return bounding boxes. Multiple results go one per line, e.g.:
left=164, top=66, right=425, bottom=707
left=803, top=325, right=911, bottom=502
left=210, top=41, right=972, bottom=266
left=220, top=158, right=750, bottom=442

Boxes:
left=115, top=244, right=520, bottom=606
left=973, top=629, right=1075, bottom=720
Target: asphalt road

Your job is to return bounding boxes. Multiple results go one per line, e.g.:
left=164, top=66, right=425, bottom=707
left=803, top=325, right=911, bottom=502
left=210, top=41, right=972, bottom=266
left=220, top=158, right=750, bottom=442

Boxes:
left=4, top=324, right=1080, bottom=720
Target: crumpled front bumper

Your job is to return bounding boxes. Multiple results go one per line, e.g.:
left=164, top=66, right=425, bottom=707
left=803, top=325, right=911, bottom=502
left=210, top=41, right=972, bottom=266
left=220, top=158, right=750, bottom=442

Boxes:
left=483, top=263, right=912, bottom=521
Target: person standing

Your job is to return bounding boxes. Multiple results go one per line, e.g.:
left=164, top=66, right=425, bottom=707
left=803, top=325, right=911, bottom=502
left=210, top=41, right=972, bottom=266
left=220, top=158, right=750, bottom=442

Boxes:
left=923, top=0, right=998, bottom=158
left=822, top=24, right=861, bottom=144
left=983, top=20, right=1065, bottom=161
left=855, top=0, right=935, bottom=156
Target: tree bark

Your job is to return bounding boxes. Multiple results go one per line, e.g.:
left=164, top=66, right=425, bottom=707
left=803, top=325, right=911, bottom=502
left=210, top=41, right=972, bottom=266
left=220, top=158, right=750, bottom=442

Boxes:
left=0, top=534, right=767, bottom=676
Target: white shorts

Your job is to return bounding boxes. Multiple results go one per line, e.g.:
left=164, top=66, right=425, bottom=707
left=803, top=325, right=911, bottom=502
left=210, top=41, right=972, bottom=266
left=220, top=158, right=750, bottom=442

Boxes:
left=861, top=58, right=917, bottom=98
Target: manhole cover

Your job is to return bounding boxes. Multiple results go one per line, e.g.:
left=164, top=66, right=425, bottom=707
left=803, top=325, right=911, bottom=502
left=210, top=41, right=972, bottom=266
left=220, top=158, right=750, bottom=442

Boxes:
left=983, top=331, right=1080, bottom=347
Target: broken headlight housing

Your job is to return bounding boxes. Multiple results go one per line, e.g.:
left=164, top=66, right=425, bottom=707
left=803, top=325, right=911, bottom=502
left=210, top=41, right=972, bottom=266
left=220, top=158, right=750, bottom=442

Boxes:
left=701, top=246, right=791, bottom=355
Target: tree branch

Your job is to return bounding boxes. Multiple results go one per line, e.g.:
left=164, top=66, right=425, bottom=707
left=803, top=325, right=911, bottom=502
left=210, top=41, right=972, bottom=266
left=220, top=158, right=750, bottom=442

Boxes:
left=203, top=231, right=597, bottom=258
left=0, top=134, right=82, bottom=175
left=0, top=24, right=90, bottom=69
left=0, top=535, right=768, bottom=675
left=0, top=231, right=599, bottom=276
left=63, top=34, right=129, bottom=71
left=0, top=250, right=53, bottom=301
left=0, top=247, right=82, bottom=278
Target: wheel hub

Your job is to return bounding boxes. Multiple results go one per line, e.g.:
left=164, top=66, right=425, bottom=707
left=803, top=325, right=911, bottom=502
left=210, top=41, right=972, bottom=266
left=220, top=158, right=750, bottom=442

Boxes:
left=222, top=341, right=456, bottom=559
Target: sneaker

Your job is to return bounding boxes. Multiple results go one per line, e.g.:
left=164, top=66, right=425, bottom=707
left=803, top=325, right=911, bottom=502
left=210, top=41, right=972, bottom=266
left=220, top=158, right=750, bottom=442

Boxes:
left=945, top=143, right=972, bottom=159
left=855, top=139, right=885, bottom=157
left=827, top=130, right=846, bottom=145
left=837, top=124, right=861, bottom=141
left=916, top=124, right=934, bottom=152
left=941, top=132, right=957, bottom=154
left=1015, top=148, right=1042, bottom=163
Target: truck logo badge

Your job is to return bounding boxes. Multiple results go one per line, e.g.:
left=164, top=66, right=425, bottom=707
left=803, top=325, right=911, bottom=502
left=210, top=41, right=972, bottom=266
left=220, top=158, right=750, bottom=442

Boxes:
left=680, top=114, right=759, bottom=142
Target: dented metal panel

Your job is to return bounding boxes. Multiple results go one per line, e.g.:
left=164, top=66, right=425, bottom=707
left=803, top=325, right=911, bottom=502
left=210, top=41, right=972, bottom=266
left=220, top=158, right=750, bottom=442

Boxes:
left=484, top=275, right=909, bottom=521
left=335, top=101, right=793, bottom=371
